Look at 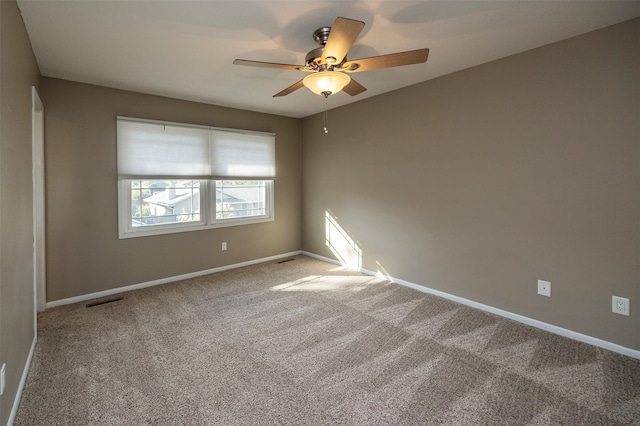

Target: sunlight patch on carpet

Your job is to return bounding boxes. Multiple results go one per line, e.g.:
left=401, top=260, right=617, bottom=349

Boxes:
left=272, top=275, right=382, bottom=292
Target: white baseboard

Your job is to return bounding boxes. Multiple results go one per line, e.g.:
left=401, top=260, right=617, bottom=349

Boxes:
left=7, top=335, right=36, bottom=426
left=301, top=251, right=640, bottom=360
left=46, top=251, right=302, bottom=309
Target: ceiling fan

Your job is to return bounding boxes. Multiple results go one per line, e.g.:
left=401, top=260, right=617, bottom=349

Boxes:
left=233, top=17, right=429, bottom=98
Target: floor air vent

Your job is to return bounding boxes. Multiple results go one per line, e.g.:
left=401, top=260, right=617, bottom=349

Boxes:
left=86, top=297, right=123, bottom=308
left=277, top=259, right=296, bottom=264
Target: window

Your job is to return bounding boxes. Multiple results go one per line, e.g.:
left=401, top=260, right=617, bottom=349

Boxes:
left=129, top=179, right=202, bottom=227
left=216, top=180, right=266, bottom=219
left=117, top=118, right=275, bottom=238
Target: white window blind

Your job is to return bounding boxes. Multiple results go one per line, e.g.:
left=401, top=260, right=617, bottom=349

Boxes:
left=117, top=117, right=275, bottom=179
left=210, top=130, right=275, bottom=179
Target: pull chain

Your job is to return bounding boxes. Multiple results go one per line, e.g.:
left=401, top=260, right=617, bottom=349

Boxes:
left=322, top=91, right=330, bottom=134
left=323, top=96, right=329, bottom=133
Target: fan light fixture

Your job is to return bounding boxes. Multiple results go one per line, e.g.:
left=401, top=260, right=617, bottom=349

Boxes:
left=303, top=71, right=351, bottom=97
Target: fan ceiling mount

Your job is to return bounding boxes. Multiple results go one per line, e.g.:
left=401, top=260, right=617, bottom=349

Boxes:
left=233, top=17, right=430, bottom=98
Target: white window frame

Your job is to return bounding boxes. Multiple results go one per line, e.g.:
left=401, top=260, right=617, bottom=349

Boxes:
left=116, top=116, right=276, bottom=239
left=118, top=180, right=274, bottom=239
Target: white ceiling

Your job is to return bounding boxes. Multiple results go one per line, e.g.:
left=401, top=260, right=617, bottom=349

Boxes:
left=17, top=1, right=640, bottom=118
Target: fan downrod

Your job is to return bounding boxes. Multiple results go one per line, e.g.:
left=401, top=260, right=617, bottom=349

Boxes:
left=306, top=26, right=347, bottom=69
left=306, top=27, right=332, bottom=68
left=313, top=27, right=332, bottom=45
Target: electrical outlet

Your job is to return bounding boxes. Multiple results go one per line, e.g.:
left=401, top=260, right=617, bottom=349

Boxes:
left=612, top=296, right=630, bottom=316
left=221, top=242, right=227, bottom=251
left=537, top=280, right=551, bottom=297
left=1, top=363, right=6, bottom=396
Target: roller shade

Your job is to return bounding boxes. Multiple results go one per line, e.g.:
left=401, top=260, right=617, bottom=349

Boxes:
left=210, top=130, right=275, bottom=179
left=117, top=117, right=275, bottom=179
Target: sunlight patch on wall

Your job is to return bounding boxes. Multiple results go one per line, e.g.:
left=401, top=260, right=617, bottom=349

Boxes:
left=325, top=210, right=362, bottom=270
left=375, top=261, right=396, bottom=283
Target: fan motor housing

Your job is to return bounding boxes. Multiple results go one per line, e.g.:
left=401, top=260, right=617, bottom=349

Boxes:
left=305, top=47, right=325, bottom=67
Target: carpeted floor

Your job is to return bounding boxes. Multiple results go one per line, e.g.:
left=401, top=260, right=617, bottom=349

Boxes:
left=15, top=255, right=640, bottom=425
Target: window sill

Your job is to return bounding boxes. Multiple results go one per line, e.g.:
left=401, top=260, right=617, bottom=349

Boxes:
left=118, top=215, right=274, bottom=239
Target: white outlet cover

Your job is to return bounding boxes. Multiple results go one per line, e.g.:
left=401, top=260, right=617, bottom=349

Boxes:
left=537, top=280, right=551, bottom=297
left=612, top=296, right=630, bottom=316
left=1, top=363, right=5, bottom=395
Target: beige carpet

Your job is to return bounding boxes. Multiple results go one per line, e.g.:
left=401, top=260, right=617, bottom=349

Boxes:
left=15, top=255, right=640, bottom=425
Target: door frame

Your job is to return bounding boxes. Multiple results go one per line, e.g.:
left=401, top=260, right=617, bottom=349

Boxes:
left=32, top=87, right=45, bottom=314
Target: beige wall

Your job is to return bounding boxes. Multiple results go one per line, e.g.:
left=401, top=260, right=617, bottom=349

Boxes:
left=0, top=0, right=41, bottom=423
left=1, top=7, right=634, bottom=422
left=42, top=78, right=301, bottom=302
left=302, top=19, right=640, bottom=350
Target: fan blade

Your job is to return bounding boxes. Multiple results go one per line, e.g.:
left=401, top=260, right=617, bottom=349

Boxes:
left=233, top=59, right=303, bottom=71
left=321, top=17, right=365, bottom=66
left=341, top=48, right=429, bottom=73
left=273, top=80, right=305, bottom=97
left=342, top=78, right=367, bottom=96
